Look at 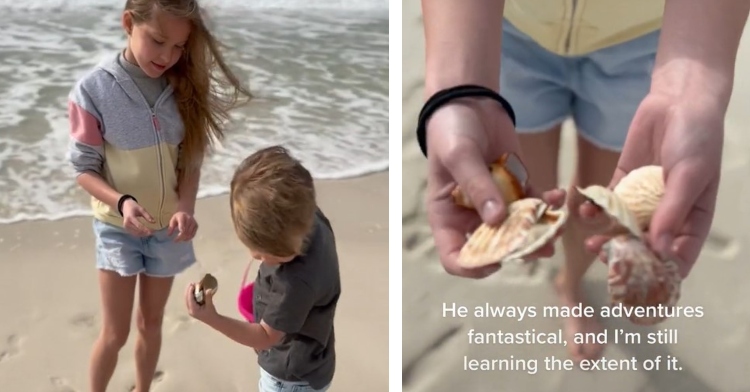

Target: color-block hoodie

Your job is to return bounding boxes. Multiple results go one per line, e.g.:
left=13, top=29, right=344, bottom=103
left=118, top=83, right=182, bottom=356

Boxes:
left=67, top=52, right=184, bottom=231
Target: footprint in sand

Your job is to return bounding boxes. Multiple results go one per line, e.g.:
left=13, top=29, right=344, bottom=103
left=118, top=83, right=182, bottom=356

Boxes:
left=167, top=315, right=193, bottom=334
left=50, top=376, right=77, bottom=392
left=0, top=334, right=23, bottom=363
left=704, top=231, right=739, bottom=258
left=70, top=313, right=96, bottom=328
left=128, top=371, right=165, bottom=391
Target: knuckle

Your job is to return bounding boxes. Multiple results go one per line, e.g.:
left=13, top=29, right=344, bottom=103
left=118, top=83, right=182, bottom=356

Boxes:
left=441, top=142, right=474, bottom=169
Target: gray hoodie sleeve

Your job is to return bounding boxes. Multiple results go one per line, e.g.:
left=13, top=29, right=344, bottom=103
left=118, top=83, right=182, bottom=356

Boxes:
left=67, top=81, right=105, bottom=176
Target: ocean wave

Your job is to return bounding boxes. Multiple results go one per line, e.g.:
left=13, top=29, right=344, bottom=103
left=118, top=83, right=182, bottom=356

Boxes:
left=0, top=9, right=387, bottom=223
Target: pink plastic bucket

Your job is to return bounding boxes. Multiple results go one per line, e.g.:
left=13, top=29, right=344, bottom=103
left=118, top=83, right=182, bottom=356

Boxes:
left=237, top=261, right=255, bottom=323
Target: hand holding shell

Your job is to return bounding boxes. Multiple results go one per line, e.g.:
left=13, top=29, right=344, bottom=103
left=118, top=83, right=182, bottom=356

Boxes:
left=452, top=153, right=569, bottom=269
left=194, top=273, right=218, bottom=306
left=577, top=165, right=681, bottom=326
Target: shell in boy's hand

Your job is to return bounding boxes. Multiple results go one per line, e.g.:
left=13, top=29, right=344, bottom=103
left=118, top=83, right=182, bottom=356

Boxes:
left=194, top=273, right=218, bottom=305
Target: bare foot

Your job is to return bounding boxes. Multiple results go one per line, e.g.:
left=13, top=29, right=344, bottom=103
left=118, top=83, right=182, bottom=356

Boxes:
left=554, top=274, right=605, bottom=363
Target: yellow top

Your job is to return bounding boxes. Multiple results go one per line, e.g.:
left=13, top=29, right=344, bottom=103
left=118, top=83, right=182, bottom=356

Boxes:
left=504, top=0, right=665, bottom=56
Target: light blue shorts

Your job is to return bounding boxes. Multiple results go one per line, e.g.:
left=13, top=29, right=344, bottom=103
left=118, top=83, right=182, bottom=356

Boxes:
left=93, top=219, right=195, bottom=277
left=258, top=367, right=330, bottom=392
left=500, top=20, right=660, bottom=151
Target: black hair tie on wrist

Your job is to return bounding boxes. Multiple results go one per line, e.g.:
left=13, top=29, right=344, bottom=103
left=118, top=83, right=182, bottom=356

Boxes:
left=117, top=194, right=137, bottom=216
left=415, top=84, right=516, bottom=157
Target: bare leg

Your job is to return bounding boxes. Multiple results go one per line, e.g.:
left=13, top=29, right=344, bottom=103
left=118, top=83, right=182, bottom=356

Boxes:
left=517, top=126, right=562, bottom=192
left=555, top=134, right=620, bottom=362
left=133, top=274, right=174, bottom=392
left=89, top=270, right=137, bottom=392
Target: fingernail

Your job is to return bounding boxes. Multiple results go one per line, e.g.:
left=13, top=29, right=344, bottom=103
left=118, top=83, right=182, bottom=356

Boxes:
left=481, top=200, right=502, bottom=223
left=656, top=234, right=673, bottom=258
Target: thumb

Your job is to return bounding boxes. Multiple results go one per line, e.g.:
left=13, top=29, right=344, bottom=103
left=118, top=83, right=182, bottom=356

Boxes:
left=648, top=164, right=702, bottom=260
left=205, top=288, right=217, bottom=304
left=606, top=166, right=629, bottom=190
left=168, top=216, right=178, bottom=236
left=443, top=144, right=507, bottom=225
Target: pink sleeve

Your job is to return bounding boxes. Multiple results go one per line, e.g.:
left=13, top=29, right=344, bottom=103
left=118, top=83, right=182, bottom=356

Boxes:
left=68, top=101, right=102, bottom=146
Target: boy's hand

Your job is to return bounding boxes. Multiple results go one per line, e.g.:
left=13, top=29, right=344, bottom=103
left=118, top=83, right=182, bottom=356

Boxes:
left=185, top=283, right=218, bottom=322
left=169, top=211, right=198, bottom=242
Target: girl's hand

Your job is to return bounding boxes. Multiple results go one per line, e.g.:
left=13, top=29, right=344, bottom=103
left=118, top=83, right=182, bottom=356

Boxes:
left=425, top=101, right=566, bottom=278
left=582, top=93, right=723, bottom=278
left=185, top=283, right=218, bottom=323
left=168, top=211, right=198, bottom=242
left=121, top=199, right=155, bottom=237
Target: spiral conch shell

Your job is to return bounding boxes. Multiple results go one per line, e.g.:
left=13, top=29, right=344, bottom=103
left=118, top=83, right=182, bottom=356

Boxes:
left=452, top=153, right=568, bottom=269
left=577, top=165, right=681, bottom=326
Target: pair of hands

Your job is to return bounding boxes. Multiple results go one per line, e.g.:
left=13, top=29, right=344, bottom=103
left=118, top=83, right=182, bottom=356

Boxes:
left=121, top=198, right=198, bottom=241
left=425, top=92, right=723, bottom=280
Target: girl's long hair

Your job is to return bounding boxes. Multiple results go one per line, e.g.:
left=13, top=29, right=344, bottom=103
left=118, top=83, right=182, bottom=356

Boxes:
left=124, top=0, right=252, bottom=182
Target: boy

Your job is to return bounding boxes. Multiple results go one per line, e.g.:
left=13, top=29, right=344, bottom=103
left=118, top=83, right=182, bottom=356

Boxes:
left=185, top=145, right=340, bottom=392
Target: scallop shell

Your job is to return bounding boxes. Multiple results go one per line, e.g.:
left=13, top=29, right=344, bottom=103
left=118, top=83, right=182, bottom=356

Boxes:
left=194, top=273, right=218, bottom=306
left=604, top=235, right=682, bottom=325
left=457, top=198, right=568, bottom=268
left=576, top=185, right=643, bottom=237
left=452, top=153, right=529, bottom=209
left=613, top=165, right=664, bottom=230
left=579, top=165, right=680, bottom=325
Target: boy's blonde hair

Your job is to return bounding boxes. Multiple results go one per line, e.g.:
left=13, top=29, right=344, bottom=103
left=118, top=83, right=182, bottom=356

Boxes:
left=124, top=0, right=252, bottom=182
left=230, top=146, right=317, bottom=256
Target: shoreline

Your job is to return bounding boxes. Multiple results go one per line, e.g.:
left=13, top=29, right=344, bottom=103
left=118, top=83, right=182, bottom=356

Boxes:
left=0, top=168, right=389, bottom=227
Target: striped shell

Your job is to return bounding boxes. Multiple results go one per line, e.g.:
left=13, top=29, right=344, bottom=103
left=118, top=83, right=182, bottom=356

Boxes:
left=613, top=165, right=664, bottom=231
left=457, top=198, right=568, bottom=268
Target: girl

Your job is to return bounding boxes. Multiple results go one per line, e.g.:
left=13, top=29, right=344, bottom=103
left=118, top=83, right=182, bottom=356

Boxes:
left=67, top=0, right=251, bottom=390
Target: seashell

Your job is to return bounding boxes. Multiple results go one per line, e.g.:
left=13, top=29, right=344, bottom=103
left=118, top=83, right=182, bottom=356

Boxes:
left=456, top=198, right=568, bottom=268
left=451, top=153, right=529, bottom=209
left=613, top=165, right=664, bottom=231
left=604, top=235, right=682, bottom=325
left=194, top=273, right=218, bottom=306
left=578, top=165, right=679, bottom=326
left=576, top=185, right=643, bottom=237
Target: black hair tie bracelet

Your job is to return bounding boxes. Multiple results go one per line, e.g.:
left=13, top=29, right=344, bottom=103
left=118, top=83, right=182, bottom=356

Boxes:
left=415, top=84, right=516, bottom=157
left=117, top=194, right=138, bottom=216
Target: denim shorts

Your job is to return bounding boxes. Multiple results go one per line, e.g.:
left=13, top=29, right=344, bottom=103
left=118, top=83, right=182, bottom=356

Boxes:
left=500, top=20, right=660, bottom=151
left=258, top=367, right=330, bottom=392
left=93, top=219, right=196, bottom=277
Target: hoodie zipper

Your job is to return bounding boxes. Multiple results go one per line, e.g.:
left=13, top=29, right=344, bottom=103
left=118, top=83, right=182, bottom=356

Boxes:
left=133, top=87, right=170, bottom=229
left=564, top=0, right=578, bottom=54
left=151, top=108, right=166, bottom=228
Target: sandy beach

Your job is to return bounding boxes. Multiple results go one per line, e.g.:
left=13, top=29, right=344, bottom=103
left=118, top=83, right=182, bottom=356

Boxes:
left=0, top=172, right=388, bottom=391
left=402, top=2, right=750, bottom=391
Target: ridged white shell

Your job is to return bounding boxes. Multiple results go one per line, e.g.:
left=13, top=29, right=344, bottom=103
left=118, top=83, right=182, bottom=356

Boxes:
left=457, top=198, right=568, bottom=268
left=613, top=165, right=664, bottom=230
left=576, top=185, right=643, bottom=237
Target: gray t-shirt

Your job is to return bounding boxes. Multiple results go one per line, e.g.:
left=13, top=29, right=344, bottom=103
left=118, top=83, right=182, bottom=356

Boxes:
left=253, top=208, right=341, bottom=389
left=117, top=51, right=168, bottom=107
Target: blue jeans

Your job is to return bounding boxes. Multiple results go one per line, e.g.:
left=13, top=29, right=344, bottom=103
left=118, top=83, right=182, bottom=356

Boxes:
left=258, top=367, right=331, bottom=392
left=500, top=20, right=660, bottom=152
left=93, top=219, right=195, bottom=277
